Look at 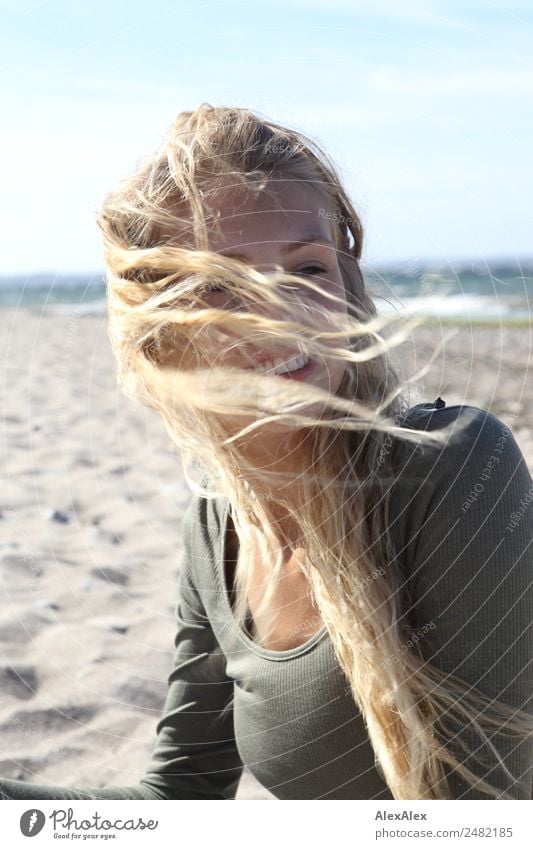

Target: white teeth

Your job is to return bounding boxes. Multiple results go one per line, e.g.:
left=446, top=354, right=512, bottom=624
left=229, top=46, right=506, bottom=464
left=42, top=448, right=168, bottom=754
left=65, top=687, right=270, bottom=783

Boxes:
left=260, top=354, right=309, bottom=375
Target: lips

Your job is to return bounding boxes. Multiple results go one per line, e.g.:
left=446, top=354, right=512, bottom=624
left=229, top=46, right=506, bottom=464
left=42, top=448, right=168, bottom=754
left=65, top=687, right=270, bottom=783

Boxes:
left=245, top=354, right=315, bottom=380
left=276, top=356, right=315, bottom=381
left=245, top=349, right=301, bottom=368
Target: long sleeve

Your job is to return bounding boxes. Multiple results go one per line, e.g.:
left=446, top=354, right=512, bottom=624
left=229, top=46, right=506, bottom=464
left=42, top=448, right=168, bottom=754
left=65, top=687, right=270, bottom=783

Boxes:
left=0, top=495, right=244, bottom=801
left=391, top=404, right=533, bottom=799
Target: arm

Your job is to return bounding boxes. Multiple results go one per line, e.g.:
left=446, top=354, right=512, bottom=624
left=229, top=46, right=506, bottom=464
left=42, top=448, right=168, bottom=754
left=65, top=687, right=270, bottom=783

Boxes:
left=392, top=405, right=533, bottom=799
left=0, top=494, right=243, bottom=800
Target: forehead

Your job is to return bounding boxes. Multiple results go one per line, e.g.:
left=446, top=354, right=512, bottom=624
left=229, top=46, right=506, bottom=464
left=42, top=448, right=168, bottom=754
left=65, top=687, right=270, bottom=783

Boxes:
left=207, top=182, right=335, bottom=253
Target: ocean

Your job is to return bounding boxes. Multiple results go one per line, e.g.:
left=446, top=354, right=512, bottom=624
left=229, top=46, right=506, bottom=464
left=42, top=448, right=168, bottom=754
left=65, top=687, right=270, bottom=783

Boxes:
left=1, top=261, right=532, bottom=323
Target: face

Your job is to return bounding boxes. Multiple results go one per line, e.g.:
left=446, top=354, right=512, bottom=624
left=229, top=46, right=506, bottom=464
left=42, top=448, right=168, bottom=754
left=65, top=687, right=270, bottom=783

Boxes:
left=161, top=181, right=351, bottom=467
left=198, top=183, right=350, bottom=415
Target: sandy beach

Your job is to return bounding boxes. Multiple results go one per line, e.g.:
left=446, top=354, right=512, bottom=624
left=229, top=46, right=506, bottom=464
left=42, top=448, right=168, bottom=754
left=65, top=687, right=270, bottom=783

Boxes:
left=1, top=307, right=532, bottom=799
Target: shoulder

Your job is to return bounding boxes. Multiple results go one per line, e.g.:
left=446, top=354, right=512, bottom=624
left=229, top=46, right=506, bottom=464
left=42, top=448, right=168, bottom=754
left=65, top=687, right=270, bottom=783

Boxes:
left=387, top=397, right=531, bottom=552
left=399, top=399, right=510, bottom=444
left=180, top=474, right=227, bottom=567
left=174, top=477, right=230, bottom=619
left=387, top=397, right=532, bottom=580
left=390, top=399, right=525, bottom=487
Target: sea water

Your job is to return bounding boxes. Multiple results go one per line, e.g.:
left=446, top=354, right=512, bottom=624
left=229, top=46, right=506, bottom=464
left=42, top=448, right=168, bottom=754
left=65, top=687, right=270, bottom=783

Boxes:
left=1, top=261, right=531, bottom=322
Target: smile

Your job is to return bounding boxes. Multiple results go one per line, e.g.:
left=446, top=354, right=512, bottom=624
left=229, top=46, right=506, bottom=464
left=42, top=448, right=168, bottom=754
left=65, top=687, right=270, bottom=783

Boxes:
left=246, top=353, right=314, bottom=380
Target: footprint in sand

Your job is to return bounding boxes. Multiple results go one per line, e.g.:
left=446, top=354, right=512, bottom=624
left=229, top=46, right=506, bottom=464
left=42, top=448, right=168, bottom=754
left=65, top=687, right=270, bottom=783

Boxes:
left=0, top=746, right=81, bottom=783
left=90, top=565, right=129, bottom=585
left=112, top=676, right=167, bottom=713
left=2, top=704, right=98, bottom=747
left=0, top=609, right=53, bottom=644
left=0, top=665, right=38, bottom=700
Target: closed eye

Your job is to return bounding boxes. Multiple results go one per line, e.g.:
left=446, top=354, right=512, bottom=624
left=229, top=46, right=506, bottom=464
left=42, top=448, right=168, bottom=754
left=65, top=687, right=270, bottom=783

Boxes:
left=293, top=264, right=326, bottom=277
left=199, top=283, right=225, bottom=295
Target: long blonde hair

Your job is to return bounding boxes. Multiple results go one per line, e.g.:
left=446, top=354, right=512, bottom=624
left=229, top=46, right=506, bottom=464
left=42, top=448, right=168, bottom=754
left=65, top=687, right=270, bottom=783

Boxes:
left=96, top=103, right=532, bottom=799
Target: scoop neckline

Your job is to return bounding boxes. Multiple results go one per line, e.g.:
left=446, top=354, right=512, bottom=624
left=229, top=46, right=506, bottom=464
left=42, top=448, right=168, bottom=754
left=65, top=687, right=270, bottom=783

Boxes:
left=216, top=499, right=329, bottom=661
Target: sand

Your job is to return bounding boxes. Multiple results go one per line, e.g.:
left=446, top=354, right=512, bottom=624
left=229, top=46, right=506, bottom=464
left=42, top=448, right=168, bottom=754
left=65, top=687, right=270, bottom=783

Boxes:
left=0, top=307, right=531, bottom=800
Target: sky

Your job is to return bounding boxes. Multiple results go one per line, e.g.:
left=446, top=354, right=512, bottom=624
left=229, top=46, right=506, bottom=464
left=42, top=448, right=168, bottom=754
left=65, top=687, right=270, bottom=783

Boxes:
left=1, top=0, right=532, bottom=274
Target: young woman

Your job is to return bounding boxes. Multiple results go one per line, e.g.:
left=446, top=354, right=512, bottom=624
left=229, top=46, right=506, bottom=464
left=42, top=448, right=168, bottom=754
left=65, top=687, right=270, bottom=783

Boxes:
left=1, top=104, right=532, bottom=801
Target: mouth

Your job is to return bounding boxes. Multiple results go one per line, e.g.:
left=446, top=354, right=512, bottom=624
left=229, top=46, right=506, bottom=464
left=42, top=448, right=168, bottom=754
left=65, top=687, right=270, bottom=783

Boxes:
left=246, top=352, right=314, bottom=380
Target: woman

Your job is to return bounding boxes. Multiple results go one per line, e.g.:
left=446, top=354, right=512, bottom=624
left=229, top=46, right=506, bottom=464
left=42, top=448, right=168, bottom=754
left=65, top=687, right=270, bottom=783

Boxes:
left=1, top=104, right=532, bottom=801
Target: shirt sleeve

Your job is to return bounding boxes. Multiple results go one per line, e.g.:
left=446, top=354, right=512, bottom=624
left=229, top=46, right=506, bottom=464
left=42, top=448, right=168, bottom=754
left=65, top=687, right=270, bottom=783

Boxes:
left=0, top=493, right=243, bottom=801
left=390, top=404, right=533, bottom=800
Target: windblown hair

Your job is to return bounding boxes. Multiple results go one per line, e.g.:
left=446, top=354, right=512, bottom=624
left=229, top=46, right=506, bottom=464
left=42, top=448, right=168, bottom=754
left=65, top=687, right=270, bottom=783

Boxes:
left=96, top=103, right=532, bottom=800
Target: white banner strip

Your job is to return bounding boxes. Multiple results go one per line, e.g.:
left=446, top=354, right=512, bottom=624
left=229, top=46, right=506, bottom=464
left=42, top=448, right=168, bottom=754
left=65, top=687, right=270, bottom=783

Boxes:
left=1, top=799, right=531, bottom=848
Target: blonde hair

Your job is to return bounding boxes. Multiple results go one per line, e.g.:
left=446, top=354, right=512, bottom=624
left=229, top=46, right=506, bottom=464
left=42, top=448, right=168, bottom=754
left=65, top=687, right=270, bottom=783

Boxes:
left=97, top=103, right=532, bottom=800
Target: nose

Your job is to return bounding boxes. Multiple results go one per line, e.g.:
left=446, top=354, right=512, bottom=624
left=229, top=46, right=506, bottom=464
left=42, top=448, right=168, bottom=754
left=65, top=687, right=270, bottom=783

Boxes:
left=223, top=272, right=305, bottom=366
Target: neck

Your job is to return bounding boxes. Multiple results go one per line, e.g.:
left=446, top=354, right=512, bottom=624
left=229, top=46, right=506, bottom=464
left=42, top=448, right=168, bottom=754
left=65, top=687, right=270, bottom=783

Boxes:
left=245, top=475, right=306, bottom=552
left=227, top=424, right=312, bottom=548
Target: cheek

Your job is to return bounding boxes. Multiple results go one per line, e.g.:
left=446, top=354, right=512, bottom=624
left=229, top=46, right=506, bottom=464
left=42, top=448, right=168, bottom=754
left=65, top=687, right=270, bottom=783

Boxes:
left=316, top=290, right=349, bottom=351
left=315, top=273, right=348, bottom=315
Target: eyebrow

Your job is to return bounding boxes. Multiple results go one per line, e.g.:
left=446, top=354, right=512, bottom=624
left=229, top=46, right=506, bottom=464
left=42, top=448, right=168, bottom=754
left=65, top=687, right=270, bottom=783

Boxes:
left=219, top=233, right=335, bottom=261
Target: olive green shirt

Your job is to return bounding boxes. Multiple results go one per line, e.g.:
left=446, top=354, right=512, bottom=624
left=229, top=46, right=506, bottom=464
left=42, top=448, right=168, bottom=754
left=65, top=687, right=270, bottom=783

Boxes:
left=1, top=400, right=532, bottom=800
